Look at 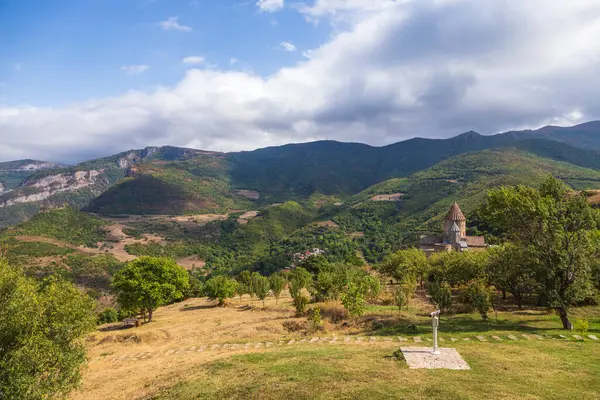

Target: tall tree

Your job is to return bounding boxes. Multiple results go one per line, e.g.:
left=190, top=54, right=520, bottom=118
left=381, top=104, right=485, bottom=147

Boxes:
left=269, top=273, right=286, bottom=304
left=480, top=176, right=597, bottom=329
left=0, top=259, right=96, bottom=399
left=253, top=274, right=271, bottom=306
left=487, top=244, right=536, bottom=309
left=112, top=256, right=189, bottom=322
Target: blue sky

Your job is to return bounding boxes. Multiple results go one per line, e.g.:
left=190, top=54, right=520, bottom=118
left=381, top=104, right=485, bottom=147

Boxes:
left=1, top=0, right=600, bottom=163
left=1, top=0, right=327, bottom=105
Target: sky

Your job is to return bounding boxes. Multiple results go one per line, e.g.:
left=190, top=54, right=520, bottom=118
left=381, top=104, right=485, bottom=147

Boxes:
left=1, top=0, right=600, bottom=163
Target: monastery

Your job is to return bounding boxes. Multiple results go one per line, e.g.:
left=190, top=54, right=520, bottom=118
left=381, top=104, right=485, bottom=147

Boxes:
left=419, top=202, right=487, bottom=254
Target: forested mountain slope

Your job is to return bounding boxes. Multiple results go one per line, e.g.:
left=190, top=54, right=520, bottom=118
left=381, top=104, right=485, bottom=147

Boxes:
left=2, top=121, right=600, bottom=227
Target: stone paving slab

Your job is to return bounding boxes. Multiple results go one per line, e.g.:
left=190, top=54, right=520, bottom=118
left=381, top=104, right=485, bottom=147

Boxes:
left=401, top=347, right=470, bottom=370
left=588, top=335, right=598, bottom=341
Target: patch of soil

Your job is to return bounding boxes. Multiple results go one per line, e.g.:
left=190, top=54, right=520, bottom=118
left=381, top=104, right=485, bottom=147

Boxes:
left=371, top=193, right=404, bottom=201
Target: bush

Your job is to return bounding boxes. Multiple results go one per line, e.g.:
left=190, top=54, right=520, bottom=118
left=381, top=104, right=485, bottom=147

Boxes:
left=282, top=320, right=307, bottom=333
left=293, top=293, right=310, bottom=315
left=307, top=306, right=323, bottom=332
left=574, top=319, right=589, bottom=336
left=319, top=301, right=348, bottom=323
left=97, top=307, right=119, bottom=324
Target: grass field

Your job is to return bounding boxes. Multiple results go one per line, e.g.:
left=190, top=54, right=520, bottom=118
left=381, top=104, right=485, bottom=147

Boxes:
left=155, top=341, right=600, bottom=400
left=72, top=292, right=600, bottom=400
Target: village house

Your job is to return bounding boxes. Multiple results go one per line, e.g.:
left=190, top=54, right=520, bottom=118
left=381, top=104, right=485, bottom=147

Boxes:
left=419, top=202, right=487, bottom=254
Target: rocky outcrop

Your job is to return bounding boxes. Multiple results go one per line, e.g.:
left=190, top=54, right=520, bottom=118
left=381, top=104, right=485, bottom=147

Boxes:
left=0, top=182, right=4, bottom=196
left=0, top=170, right=104, bottom=208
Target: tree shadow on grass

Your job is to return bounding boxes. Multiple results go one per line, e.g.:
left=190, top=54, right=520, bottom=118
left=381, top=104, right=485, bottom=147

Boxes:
left=181, top=304, right=218, bottom=311
left=359, top=315, right=563, bottom=337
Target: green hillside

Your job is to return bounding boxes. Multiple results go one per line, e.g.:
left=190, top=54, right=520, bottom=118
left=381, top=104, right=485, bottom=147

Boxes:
left=4, top=207, right=107, bottom=247
left=87, top=155, right=252, bottom=215
left=324, top=149, right=600, bottom=261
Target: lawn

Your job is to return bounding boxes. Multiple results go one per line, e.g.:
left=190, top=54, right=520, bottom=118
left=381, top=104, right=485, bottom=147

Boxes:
left=153, top=340, right=600, bottom=400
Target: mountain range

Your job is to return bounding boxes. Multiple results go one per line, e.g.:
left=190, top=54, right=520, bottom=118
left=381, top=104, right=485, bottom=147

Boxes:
left=1, top=121, right=600, bottom=229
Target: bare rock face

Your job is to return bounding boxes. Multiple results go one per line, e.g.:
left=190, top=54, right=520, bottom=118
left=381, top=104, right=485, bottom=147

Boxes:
left=0, top=182, right=4, bottom=196
left=16, top=162, right=62, bottom=171
left=117, top=147, right=159, bottom=169
left=0, top=169, right=104, bottom=208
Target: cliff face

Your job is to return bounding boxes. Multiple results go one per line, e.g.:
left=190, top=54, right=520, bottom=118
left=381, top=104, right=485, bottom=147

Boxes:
left=0, top=170, right=105, bottom=208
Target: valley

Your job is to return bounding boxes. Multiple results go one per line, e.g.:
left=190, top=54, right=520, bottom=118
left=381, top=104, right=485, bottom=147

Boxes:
left=3, top=122, right=600, bottom=400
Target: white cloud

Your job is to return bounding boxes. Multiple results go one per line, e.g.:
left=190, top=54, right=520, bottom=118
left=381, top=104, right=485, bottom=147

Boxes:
left=302, top=50, right=313, bottom=59
left=120, top=65, right=149, bottom=75
left=256, top=0, right=284, bottom=13
left=158, top=16, right=192, bottom=32
left=230, top=57, right=239, bottom=66
left=182, top=56, right=205, bottom=65
left=279, top=41, right=296, bottom=52
left=3, top=0, right=600, bottom=163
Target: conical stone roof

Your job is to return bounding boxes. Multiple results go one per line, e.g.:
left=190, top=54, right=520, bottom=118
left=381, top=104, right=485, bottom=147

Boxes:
left=445, top=202, right=466, bottom=221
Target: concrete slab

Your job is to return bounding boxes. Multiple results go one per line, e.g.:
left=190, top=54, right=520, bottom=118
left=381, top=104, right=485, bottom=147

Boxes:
left=401, top=347, right=471, bottom=370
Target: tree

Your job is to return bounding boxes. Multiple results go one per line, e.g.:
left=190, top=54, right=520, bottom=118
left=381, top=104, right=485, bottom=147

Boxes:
left=394, top=285, right=408, bottom=312
left=253, top=273, right=271, bottom=306
left=269, top=273, right=286, bottom=304
left=427, top=280, right=452, bottom=312
left=465, top=280, right=493, bottom=322
left=204, top=276, right=239, bottom=306
left=112, top=256, right=189, bottom=322
left=487, top=244, right=536, bottom=309
left=0, top=259, right=96, bottom=399
left=341, top=282, right=366, bottom=321
left=379, top=248, right=428, bottom=287
left=480, top=176, right=598, bottom=329
left=238, top=270, right=254, bottom=298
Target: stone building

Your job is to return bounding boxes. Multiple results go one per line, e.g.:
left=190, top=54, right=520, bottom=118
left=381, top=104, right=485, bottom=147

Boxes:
left=419, top=202, right=487, bottom=254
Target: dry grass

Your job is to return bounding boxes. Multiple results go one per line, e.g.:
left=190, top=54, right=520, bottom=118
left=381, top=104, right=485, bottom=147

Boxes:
left=72, top=293, right=600, bottom=400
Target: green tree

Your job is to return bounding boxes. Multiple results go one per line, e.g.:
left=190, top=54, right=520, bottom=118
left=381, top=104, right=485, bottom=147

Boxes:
left=269, top=273, right=287, bottom=304
left=427, top=281, right=452, bottom=312
left=253, top=273, right=271, bottom=306
left=487, top=244, right=536, bottom=309
left=394, top=285, right=408, bottom=312
left=0, top=259, right=96, bottom=399
left=341, top=282, right=366, bottom=321
left=112, top=256, right=189, bottom=322
left=379, top=248, right=428, bottom=288
left=465, top=280, right=493, bottom=321
left=238, top=270, right=254, bottom=298
left=480, top=176, right=598, bottom=329
left=204, top=276, right=239, bottom=306
left=97, top=307, right=119, bottom=324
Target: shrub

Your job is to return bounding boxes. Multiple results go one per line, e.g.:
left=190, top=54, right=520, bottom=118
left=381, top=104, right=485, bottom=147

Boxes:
left=574, top=319, right=589, bottom=336
left=293, top=293, right=310, bottom=315
left=97, top=307, right=119, bottom=324
left=282, top=320, right=306, bottom=333
left=307, top=306, right=323, bottom=332
left=319, top=301, right=348, bottom=323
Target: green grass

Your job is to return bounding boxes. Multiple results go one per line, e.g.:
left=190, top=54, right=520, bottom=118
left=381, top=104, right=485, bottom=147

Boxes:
left=154, top=341, right=600, bottom=399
